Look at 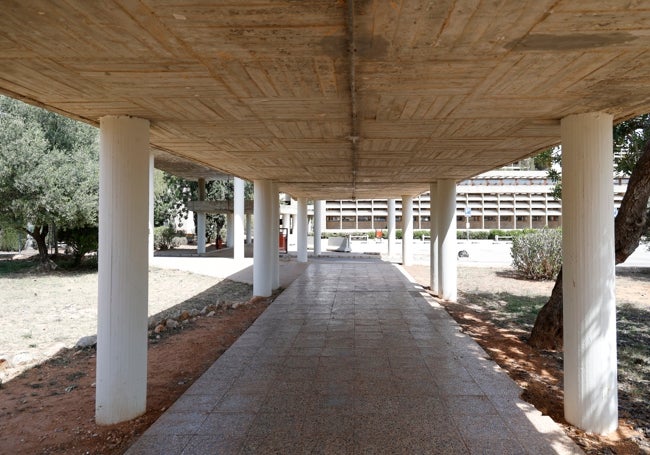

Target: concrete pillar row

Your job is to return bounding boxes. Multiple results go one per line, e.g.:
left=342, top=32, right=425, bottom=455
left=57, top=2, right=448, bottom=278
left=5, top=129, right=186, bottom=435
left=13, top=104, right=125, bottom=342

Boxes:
left=271, top=183, right=280, bottom=290
left=297, top=197, right=308, bottom=263
left=233, top=177, right=245, bottom=260
left=561, top=112, right=617, bottom=434
left=196, top=178, right=206, bottom=255
left=96, top=115, right=150, bottom=425
left=401, top=195, right=414, bottom=266
left=387, top=198, right=396, bottom=256
left=438, top=179, right=457, bottom=302
left=429, top=182, right=439, bottom=296
left=253, top=180, right=272, bottom=297
left=313, top=199, right=324, bottom=256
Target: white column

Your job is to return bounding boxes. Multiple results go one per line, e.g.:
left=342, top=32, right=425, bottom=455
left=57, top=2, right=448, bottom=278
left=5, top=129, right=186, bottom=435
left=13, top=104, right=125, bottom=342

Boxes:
left=233, top=177, right=245, bottom=260
left=297, top=197, right=308, bottom=262
left=429, top=183, right=439, bottom=296
left=387, top=198, right=396, bottom=257
left=314, top=199, right=324, bottom=256
left=226, top=213, right=234, bottom=248
left=245, top=213, right=252, bottom=245
left=562, top=112, right=617, bottom=434
left=148, top=153, right=154, bottom=261
left=270, top=183, right=280, bottom=290
left=196, top=178, right=206, bottom=255
left=96, top=116, right=150, bottom=424
left=402, top=195, right=414, bottom=266
left=438, top=180, right=457, bottom=302
left=253, top=180, right=272, bottom=297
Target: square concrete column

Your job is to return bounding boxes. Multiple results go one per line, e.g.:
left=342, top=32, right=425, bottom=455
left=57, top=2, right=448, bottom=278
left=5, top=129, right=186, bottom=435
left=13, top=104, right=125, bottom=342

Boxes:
left=253, top=180, right=272, bottom=297
left=271, top=183, right=280, bottom=290
left=387, top=198, right=396, bottom=257
left=313, top=199, right=324, bottom=256
left=297, top=197, right=308, bottom=263
left=438, top=180, right=457, bottom=302
left=402, top=195, right=414, bottom=266
left=429, top=183, right=439, bottom=296
left=562, top=112, right=617, bottom=434
left=196, top=178, right=206, bottom=255
left=233, top=177, right=245, bottom=260
left=96, top=116, right=150, bottom=424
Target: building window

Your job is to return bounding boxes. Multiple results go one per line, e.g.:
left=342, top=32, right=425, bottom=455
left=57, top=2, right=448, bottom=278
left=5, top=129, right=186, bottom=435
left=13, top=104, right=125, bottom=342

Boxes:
left=421, top=216, right=430, bottom=222
left=396, top=216, right=402, bottom=222
left=485, top=216, right=496, bottom=221
left=516, top=216, right=526, bottom=222
left=548, top=216, right=559, bottom=222
left=342, top=216, right=354, bottom=222
left=532, top=216, right=542, bottom=221
left=374, top=216, right=386, bottom=222
left=327, top=216, right=340, bottom=222
left=358, top=216, right=371, bottom=222
left=501, top=216, right=511, bottom=221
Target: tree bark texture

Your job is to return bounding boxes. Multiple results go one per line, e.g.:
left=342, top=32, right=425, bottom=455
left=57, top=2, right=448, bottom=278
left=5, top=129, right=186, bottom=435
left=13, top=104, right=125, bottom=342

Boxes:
left=22, top=224, right=56, bottom=270
left=529, top=140, right=650, bottom=350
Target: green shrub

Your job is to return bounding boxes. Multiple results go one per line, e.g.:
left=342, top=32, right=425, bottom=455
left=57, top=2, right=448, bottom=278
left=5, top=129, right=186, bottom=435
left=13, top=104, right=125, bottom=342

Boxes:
left=154, top=225, right=179, bottom=250
left=58, top=226, right=99, bottom=265
left=511, top=229, right=562, bottom=280
left=0, top=227, right=22, bottom=251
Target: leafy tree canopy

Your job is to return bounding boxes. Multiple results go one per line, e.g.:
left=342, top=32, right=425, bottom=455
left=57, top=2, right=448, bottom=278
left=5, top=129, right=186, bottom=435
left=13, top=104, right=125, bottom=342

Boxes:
left=0, top=96, right=99, bottom=265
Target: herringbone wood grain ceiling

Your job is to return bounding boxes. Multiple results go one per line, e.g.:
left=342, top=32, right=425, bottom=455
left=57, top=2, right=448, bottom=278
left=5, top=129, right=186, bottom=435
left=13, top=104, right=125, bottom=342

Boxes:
left=2, top=1, right=650, bottom=198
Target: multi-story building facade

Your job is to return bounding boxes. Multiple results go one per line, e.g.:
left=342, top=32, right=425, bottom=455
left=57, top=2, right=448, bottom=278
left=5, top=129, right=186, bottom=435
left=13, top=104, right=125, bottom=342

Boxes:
left=323, top=171, right=628, bottom=232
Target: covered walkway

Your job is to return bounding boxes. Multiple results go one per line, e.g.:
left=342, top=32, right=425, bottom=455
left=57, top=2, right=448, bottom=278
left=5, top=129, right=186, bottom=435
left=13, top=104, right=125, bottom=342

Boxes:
left=127, top=259, right=580, bottom=454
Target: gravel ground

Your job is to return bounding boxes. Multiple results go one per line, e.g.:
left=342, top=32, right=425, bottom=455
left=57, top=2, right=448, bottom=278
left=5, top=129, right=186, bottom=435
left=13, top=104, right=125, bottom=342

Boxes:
left=0, top=267, right=252, bottom=383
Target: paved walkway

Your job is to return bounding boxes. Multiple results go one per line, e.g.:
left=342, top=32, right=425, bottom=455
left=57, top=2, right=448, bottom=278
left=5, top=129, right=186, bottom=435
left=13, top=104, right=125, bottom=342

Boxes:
left=127, top=258, right=581, bottom=454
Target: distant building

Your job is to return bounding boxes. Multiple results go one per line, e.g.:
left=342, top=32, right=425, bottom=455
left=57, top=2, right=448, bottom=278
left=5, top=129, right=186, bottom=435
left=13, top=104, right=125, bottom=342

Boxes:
left=323, top=171, right=628, bottom=232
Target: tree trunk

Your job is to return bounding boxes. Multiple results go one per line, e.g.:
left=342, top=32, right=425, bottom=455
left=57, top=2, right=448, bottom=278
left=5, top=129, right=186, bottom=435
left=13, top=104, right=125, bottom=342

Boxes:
left=23, top=225, right=56, bottom=271
left=529, top=139, right=650, bottom=350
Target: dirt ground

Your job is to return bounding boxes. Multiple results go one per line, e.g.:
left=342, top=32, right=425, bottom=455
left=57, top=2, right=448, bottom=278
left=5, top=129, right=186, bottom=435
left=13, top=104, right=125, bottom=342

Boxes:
left=1, top=261, right=648, bottom=454
left=406, top=265, right=650, bottom=455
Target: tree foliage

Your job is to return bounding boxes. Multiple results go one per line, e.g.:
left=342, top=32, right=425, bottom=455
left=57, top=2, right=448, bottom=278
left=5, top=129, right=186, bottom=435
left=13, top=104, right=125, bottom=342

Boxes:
left=154, top=171, right=253, bottom=243
left=0, top=96, right=99, bottom=267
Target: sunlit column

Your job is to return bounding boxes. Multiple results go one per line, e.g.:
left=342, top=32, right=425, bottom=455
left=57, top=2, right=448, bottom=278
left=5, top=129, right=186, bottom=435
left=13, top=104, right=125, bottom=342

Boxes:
left=401, top=195, right=413, bottom=266
left=233, top=177, right=245, bottom=260
left=96, top=115, right=149, bottom=424
left=253, top=180, right=272, bottom=297
left=429, top=183, right=439, bottom=296
left=562, top=112, right=617, bottom=434
left=387, top=198, right=396, bottom=257
left=438, top=179, right=457, bottom=301
left=297, top=197, right=308, bottom=263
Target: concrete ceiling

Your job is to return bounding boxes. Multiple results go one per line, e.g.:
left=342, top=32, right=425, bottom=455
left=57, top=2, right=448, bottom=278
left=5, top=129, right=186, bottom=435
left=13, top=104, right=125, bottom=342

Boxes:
left=2, top=1, right=650, bottom=199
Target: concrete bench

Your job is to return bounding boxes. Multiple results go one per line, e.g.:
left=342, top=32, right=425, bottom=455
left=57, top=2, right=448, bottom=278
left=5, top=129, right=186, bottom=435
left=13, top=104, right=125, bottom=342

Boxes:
left=494, top=235, right=512, bottom=241
left=422, top=235, right=430, bottom=242
left=350, top=235, right=368, bottom=242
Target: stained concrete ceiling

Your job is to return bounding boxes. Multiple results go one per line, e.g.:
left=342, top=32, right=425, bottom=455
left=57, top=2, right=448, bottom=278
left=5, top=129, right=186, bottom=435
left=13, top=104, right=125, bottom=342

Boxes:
left=2, top=1, right=650, bottom=198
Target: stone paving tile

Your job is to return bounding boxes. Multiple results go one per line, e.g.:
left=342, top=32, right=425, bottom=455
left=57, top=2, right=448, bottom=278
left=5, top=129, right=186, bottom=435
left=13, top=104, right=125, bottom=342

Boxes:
left=127, top=260, right=582, bottom=455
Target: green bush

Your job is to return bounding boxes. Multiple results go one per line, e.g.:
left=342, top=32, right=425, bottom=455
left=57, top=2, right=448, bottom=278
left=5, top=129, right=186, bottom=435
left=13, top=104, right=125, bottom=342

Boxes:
left=154, top=225, right=179, bottom=250
left=58, top=226, right=99, bottom=265
left=511, top=228, right=562, bottom=280
left=0, top=227, right=22, bottom=251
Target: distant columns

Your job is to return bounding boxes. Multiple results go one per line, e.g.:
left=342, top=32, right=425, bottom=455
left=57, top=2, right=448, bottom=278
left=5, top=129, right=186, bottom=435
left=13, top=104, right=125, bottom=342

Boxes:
left=438, top=179, right=457, bottom=301
left=96, top=115, right=150, bottom=424
left=401, top=195, right=414, bottom=266
left=387, top=199, right=396, bottom=257
left=245, top=214, right=252, bottom=244
left=429, top=183, right=439, bottom=296
left=297, top=197, right=308, bottom=263
left=226, top=213, right=234, bottom=248
left=196, top=178, right=206, bottom=255
left=314, top=199, right=324, bottom=256
left=253, top=180, right=272, bottom=297
left=270, top=183, right=280, bottom=290
left=562, top=112, right=617, bottom=434
left=233, top=177, right=245, bottom=260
